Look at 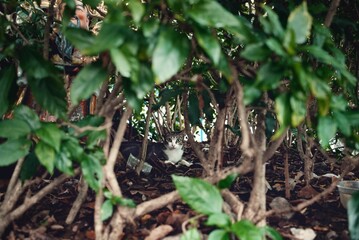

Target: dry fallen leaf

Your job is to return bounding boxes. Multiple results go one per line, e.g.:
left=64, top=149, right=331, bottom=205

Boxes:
left=290, top=227, right=316, bottom=240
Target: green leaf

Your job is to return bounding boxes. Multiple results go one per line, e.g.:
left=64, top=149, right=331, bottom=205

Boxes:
left=241, top=43, right=271, bottom=61
left=265, top=38, right=286, bottom=56
left=188, top=93, right=201, bottom=125
left=152, top=27, right=190, bottom=83
left=130, top=63, right=154, bottom=99
left=308, top=77, right=330, bottom=100
left=86, top=129, right=107, bottom=149
left=317, top=116, right=337, bottom=148
left=208, top=229, right=230, bottom=240
left=333, top=111, right=351, bottom=136
left=61, top=136, right=84, bottom=161
left=101, top=199, right=114, bottom=221
left=348, top=191, right=359, bottom=240
left=218, top=173, right=239, bottom=189
left=35, top=141, right=56, bottom=174
left=243, top=85, right=261, bottom=105
left=13, top=105, right=41, bottom=131
left=289, top=94, right=306, bottom=127
left=81, top=154, right=103, bottom=192
left=128, top=0, right=145, bottom=24
left=287, top=2, right=312, bottom=44
left=0, top=66, right=17, bottom=116
left=20, top=153, right=40, bottom=181
left=256, top=61, right=283, bottom=90
left=206, top=213, right=231, bottom=228
left=110, top=48, right=131, bottom=78
left=274, top=94, right=291, bottom=138
left=180, top=228, right=201, bottom=240
left=35, top=123, right=62, bottom=152
left=64, top=27, right=95, bottom=52
left=112, top=196, right=136, bottom=208
left=28, top=76, right=68, bottom=119
left=82, top=0, right=101, bottom=8
left=172, top=175, right=223, bottom=215
left=70, top=62, right=108, bottom=105
left=55, top=151, right=74, bottom=175
left=0, top=138, right=31, bottom=166
left=231, top=220, right=265, bottom=240
left=194, top=25, right=222, bottom=65
left=264, top=226, right=283, bottom=240
left=0, top=119, right=32, bottom=139
left=261, top=5, right=285, bottom=39
left=83, top=23, right=127, bottom=55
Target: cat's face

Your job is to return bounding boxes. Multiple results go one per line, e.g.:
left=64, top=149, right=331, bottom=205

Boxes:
left=164, top=132, right=184, bottom=150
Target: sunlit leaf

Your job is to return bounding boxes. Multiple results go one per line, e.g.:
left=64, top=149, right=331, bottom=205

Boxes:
left=172, top=175, right=223, bottom=215
left=231, top=220, right=265, bottom=240
left=128, top=0, right=145, bottom=24
left=287, top=2, right=312, bottom=44
left=194, top=25, right=221, bottom=65
left=261, top=5, right=285, bottom=39
left=206, top=213, right=231, bottom=228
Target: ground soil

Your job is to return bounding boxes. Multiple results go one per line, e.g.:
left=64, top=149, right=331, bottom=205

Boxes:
left=1, top=145, right=357, bottom=240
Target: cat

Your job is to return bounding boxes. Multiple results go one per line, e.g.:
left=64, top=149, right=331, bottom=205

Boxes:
left=119, top=131, right=192, bottom=167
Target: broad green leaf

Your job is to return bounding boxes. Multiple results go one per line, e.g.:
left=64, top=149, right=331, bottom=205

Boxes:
left=55, top=151, right=74, bottom=175
left=274, top=94, right=291, bottom=138
left=86, top=129, right=107, bottom=149
left=264, top=226, right=283, bottom=240
left=101, top=199, right=114, bottom=221
left=348, top=191, right=359, bottom=240
left=290, top=94, right=306, bottom=127
left=218, top=173, right=239, bottom=189
left=81, top=154, right=103, bottom=192
left=256, top=61, right=283, bottom=90
left=0, top=65, right=17, bottom=116
left=20, top=153, right=40, bottom=181
left=317, top=116, right=337, bottom=148
left=261, top=5, right=285, bottom=39
left=70, top=62, right=108, bottom=105
left=82, top=0, right=101, bottom=8
left=110, top=48, right=131, bottom=78
left=35, top=123, right=62, bottom=152
left=265, top=38, right=286, bottom=56
left=304, top=46, right=341, bottom=68
left=287, top=2, right=312, bottom=44
left=187, top=0, right=254, bottom=43
left=241, top=43, right=271, bottom=61
left=62, top=136, right=84, bottom=161
left=28, top=76, right=68, bottom=119
left=330, top=95, right=348, bottom=111
left=243, top=85, right=261, bottom=105
left=112, top=196, right=136, bottom=208
left=35, top=141, right=56, bottom=174
left=128, top=0, right=145, bottom=24
left=130, top=63, right=154, bottom=99
left=0, top=138, right=31, bottom=166
left=64, top=27, right=95, bottom=52
left=208, top=229, right=230, bottom=240
left=13, top=105, right=41, bottom=131
left=180, top=228, right=201, bottom=240
left=0, top=119, right=32, bottom=139
left=172, top=175, right=223, bottom=215
left=84, top=23, right=128, bottom=55
left=188, top=93, right=201, bottom=125
left=308, top=77, right=330, bottom=100
left=231, top=220, right=265, bottom=240
left=194, top=25, right=221, bottom=65
left=206, top=213, right=231, bottom=228
left=152, top=27, right=190, bottom=83
left=333, top=111, right=351, bottom=136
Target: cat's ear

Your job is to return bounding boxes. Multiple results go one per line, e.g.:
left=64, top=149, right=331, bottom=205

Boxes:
left=162, top=127, right=171, bottom=137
